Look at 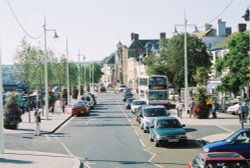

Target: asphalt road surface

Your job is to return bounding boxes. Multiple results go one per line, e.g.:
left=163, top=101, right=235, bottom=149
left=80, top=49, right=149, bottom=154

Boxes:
left=5, top=91, right=242, bottom=168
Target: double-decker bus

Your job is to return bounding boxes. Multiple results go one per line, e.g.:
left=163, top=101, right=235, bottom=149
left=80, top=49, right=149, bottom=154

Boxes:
left=138, top=75, right=169, bottom=108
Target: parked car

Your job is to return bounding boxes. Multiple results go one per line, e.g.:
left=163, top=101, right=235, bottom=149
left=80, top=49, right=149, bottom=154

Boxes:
left=135, top=105, right=144, bottom=124
left=187, top=152, right=250, bottom=168
left=123, top=92, right=133, bottom=102
left=125, top=98, right=134, bottom=109
left=81, top=94, right=95, bottom=109
left=99, top=86, right=106, bottom=93
left=140, top=105, right=170, bottom=133
left=123, top=87, right=132, bottom=94
left=79, top=100, right=91, bottom=112
left=226, top=102, right=250, bottom=115
left=131, top=99, right=147, bottom=113
left=202, top=129, right=250, bottom=159
left=85, top=92, right=97, bottom=105
left=71, top=102, right=89, bottom=116
left=118, top=84, right=126, bottom=92
left=149, top=117, right=187, bottom=147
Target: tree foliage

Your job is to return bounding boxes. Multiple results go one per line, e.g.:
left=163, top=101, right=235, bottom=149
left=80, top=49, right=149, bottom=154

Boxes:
left=144, top=34, right=212, bottom=90
left=13, top=38, right=103, bottom=93
left=215, top=31, right=250, bottom=96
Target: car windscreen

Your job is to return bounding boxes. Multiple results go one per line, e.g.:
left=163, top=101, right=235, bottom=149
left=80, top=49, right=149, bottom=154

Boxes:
left=133, top=101, right=146, bottom=105
left=144, top=108, right=167, bottom=117
left=206, top=161, right=249, bottom=168
left=156, top=119, right=182, bottom=128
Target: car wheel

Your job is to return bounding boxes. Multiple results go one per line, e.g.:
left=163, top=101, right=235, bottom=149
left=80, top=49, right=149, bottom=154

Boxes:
left=150, top=135, right=154, bottom=142
left=154, top=139, right=159, bottom=147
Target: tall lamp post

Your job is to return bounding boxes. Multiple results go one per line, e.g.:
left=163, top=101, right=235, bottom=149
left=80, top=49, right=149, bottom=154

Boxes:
left=174, top=13, right=198, bottom=118
left=43, top=17, right=59, bottom=119
left=78, top=50, right=85, bottom=100
left=0, top=40, right=4, bottom=153
left=66, top=38, right=70, bottom=106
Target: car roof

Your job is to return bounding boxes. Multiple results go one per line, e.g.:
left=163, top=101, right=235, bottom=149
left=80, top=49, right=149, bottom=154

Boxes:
left=143, top=105, right=166, bottom=109
left=200, top=152, right=246, bottom=161
left=155, top=116, right=177, bottom=121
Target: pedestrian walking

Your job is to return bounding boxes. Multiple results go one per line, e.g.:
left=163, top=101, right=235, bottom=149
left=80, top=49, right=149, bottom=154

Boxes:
left=188, top=98, right=195, bottom=114
left=34, top=109, right=41, bottom=136
left=60, top=98, right=66, bottom=113
left=211, top=101, right=219, bottom=118
left=176, top=100, right=184, bottom=118
left=242, top=100, right=249, bottom=123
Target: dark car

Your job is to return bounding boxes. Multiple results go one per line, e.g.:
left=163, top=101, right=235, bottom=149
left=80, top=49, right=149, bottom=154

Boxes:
left=202, top=129, right=250, bottom=159
left=123, top=92, right=133, bottom=102
left=125, top=98, right=134, bottom=109
left=149, top=117, right=187, bottom=147
left=187, top=152, right=250, bottom=168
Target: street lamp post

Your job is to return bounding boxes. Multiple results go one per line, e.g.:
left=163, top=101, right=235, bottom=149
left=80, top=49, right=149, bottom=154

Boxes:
left=66, top=38, right=70, bottom=106
left=174, top=13, right=197, bottom=118
left=43, top=17, right=59, bottom=119
left=78, top=50, right=85, bottom=100
left=92, top=64, right=95, bottom=92
left=0, top=41, right=4, bottom=153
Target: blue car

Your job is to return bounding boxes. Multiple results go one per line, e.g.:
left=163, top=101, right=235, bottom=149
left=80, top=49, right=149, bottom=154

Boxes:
left=202, top=129, right=250, bottom=159
left=125, top=98, right=134, bottom=109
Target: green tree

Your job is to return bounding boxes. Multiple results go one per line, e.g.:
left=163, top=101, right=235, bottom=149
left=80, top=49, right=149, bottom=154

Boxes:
left=215, top=31, right=250, bottom=96
left=14, top=38, right=35, bottom=91
left=144, top=34, right=212, bottom=90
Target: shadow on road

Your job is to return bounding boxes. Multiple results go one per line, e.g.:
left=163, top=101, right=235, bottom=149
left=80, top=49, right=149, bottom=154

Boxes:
left=159, top=139, right=201, bottom=149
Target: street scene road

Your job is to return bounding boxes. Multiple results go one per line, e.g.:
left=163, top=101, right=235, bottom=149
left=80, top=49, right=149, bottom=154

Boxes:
left=4, top=91, right=249, bottom=168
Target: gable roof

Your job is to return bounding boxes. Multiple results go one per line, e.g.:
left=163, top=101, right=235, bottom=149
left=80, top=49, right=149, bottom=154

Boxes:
left=104, top=53, right=115, bottom=65
left=209, top=37, right=228, bottom=51
left=128, top=39, right=159, bottom=58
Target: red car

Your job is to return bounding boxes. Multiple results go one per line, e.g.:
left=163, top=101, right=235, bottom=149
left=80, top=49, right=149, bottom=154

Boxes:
left=187, top=152, right=250, bottom=168
left=71, top=102, right=89, bottom=116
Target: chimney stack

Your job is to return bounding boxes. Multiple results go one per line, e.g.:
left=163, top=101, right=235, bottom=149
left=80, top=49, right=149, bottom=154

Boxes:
left=160, top=32, right=166, bottom=40
left=205, top=23, right=212, bottom=31
left=238, top=23, right=247, bottom=32
left=131, top=33, right=139, bottom=41
left=217, top=19, right=226, bottom=37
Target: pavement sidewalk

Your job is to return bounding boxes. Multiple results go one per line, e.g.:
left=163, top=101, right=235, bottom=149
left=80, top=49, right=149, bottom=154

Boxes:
left=1, top=99, right=82, bottom=168
left=169, top=108, right=250, bottom=144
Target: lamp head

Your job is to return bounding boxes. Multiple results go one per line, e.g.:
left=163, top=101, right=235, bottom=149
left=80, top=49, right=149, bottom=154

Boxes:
left=173, top=26, right=178, bottom=34
left=193, top=26, right=199, bottom=33
left=53, top=31, right=59, bottom=39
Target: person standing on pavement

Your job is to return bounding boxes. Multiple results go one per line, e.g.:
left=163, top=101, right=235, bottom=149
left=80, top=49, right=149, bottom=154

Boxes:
left=60, top=98, right=66, bottom=113
left=34, top=109, right=41, bottom=136
left=211, top=101, right=219, bottom=118
left=242, top=100, right=249, bottom=123
left=188, top=98, right=195, bottom=114
left=176, top=99, right=184, bottom=118
left=237, top=101, right=245, bottom=123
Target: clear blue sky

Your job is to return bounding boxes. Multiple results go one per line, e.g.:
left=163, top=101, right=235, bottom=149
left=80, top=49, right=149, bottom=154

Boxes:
left=0, top=0, right=249, bottom=64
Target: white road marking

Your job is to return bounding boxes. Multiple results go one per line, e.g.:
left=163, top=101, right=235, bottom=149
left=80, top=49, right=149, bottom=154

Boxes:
left=53, top=135, right=74, bottom=157
left=139, top=138, right=145, bottom=148
left=217, top=125, right=234, bottom=133
left=119, top=99, right=162, bottom=168
left=56, top=116, right=74, bottom=132
left=134, top=130, right=139, bottom=136
left=143, top=149, right=164, bottom=168
left=85, top=117, right=92, bottom=126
